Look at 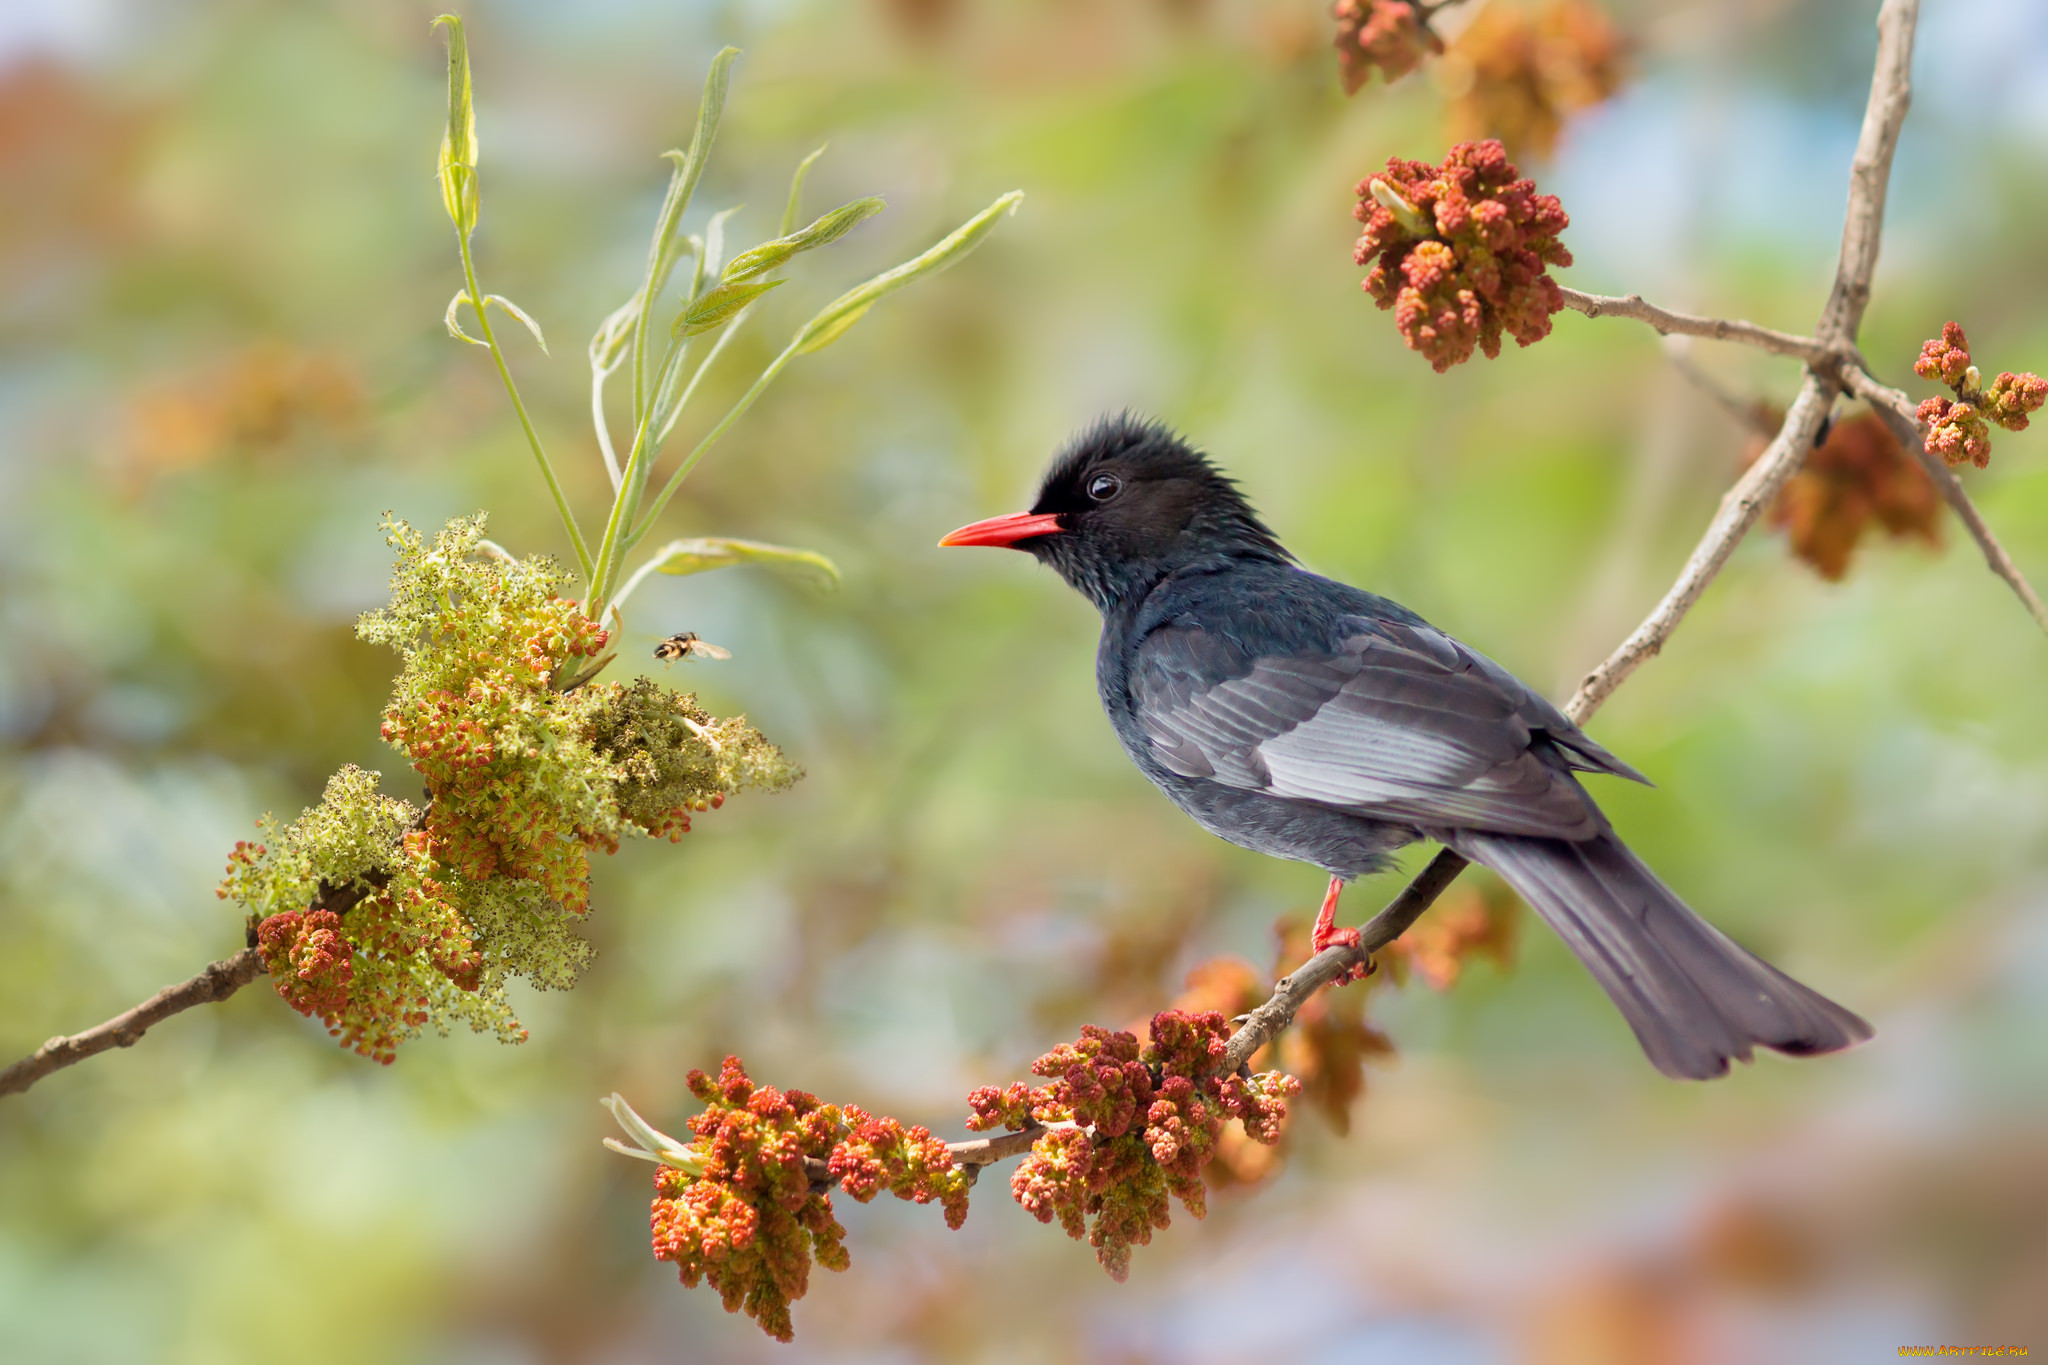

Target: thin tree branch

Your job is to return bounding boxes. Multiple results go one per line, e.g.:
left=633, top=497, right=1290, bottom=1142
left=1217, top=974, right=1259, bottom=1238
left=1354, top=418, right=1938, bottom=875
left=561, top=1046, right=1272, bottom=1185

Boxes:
left=1842, top=366, right=2048, bottom=634
left=0, top=947, right=268, bottom=1098
left=1564, top=373, right=1836, bottom=717
left=1218, top=846, right=1470, bottom=1076
left=1816, top=0, right=1919, bottom=348
left=1556, top=287, right=1833, bottom=365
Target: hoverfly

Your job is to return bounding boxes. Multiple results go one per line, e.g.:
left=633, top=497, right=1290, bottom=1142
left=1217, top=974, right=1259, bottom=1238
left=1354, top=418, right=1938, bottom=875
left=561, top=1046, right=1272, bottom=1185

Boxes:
left=653, top=631, right=731, bottom=662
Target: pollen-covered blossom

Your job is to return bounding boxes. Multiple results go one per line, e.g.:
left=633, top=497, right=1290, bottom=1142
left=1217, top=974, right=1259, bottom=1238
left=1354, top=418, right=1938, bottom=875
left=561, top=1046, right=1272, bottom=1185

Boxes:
left=1910, top=322, right=2047, bottom=468
left=642, top=1057, right=969, bottom=1342
left=254, top=909, right=353, bottom=1019
left=650, top=1059, right=851, bottom=1343
left=966, top=1011, right=1300, bottom=1281
left=219, top=516, right=799, bottom=1063
left=828, top=1106, right=971, bottom=1229
left=1917, top=397, right=1992, bottom=469
left=1352, top=139, right=1572, bottom=372
left=1332, top=0, right=1438, bottom=93
left=1985, top=370, right=2047, bottom=432
left=1915, top=321, right=1973, bottom=389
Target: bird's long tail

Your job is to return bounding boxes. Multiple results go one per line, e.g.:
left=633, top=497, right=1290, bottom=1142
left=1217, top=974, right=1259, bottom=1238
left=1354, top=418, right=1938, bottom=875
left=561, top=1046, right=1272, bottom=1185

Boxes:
left=1447, top=830, right=1872, bottom=1079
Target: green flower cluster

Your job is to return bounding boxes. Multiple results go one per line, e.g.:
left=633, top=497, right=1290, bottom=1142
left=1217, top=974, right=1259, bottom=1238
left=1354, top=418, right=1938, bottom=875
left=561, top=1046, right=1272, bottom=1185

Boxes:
left=219, top=515, right=798, bottom=1062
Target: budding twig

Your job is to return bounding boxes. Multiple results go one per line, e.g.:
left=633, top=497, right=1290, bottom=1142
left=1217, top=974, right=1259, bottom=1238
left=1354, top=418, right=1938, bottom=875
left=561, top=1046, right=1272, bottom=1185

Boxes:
left=1841, top=366, right=2048, bottom=635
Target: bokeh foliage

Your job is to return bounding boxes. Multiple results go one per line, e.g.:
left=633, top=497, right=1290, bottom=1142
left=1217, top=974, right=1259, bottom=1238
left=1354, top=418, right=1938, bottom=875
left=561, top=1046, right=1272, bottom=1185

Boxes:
left=1, top=1, right=2044, bottom=1361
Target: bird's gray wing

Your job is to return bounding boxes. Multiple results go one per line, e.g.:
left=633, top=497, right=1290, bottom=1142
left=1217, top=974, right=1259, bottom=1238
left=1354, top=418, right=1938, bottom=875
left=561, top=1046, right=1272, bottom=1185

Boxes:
left=1130, top=615, right=1612, bottom=839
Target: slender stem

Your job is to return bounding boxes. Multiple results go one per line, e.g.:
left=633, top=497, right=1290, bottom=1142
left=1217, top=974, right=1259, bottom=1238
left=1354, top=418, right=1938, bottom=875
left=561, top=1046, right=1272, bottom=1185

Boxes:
left=656, top=310, right=749, bottom=448
left=609, top=552, right=667, bottom=616
left=626, top=336, right=805, bottom=555
left=455, top=234, right=594, bottom=581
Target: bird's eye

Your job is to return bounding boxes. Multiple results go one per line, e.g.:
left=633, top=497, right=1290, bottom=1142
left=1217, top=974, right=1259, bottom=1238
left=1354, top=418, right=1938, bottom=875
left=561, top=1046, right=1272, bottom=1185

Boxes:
left=1087, top=473, right=1122, bottom=501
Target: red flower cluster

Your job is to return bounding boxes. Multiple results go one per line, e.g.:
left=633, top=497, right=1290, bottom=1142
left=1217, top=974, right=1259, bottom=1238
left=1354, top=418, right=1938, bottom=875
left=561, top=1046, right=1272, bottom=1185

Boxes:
left=1353, top=139, right=1572, bottom=372
left=650, top=1059, right=848, bottom=1342
left=966, top=1012, right=1300, bottom=1281
left=829, top=1106, right=971, bottom=1229
left=1332, top=0, right=1438, bottom=93
left=1912, top=321, right=2047, bottom=468
left=646, top=1057, right=968, bottom=1342
left=255, top=910, right=354, bottom=1020
left=1915, top=321, right=1972, bottom=388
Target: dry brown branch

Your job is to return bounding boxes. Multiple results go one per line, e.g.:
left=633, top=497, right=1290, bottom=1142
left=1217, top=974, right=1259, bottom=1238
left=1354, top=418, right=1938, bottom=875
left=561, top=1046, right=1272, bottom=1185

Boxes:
left=1841, top=366, right=2048, bottom=634
left=1556, top=287, right=1833, bottom=364
left=0, top=947, right=267, bottom=1098
left=1564, top=374, right=1836, bottom=716
left=1816, top=0, right=1919, bottom=348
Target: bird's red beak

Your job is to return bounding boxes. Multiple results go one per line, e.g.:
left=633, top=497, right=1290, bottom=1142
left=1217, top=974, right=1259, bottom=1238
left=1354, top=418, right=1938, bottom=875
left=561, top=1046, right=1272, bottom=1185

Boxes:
left=937, top=511, right=1064, bottom=549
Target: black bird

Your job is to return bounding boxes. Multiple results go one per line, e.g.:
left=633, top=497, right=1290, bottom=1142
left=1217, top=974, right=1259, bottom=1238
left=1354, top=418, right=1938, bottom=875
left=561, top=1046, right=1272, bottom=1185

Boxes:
left=940, top=415, right=1871, bottom=1080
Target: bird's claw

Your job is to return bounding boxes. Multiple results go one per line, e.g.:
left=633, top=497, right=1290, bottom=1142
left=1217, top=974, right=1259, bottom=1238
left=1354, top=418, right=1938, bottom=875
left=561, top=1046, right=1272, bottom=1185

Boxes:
left=1311, top=875, right=1370, bottom=984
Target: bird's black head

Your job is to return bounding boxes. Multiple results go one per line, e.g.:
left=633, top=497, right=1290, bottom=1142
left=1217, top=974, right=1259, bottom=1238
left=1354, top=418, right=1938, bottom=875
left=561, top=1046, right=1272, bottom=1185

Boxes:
left=940, top=414, right=1291, bottom=611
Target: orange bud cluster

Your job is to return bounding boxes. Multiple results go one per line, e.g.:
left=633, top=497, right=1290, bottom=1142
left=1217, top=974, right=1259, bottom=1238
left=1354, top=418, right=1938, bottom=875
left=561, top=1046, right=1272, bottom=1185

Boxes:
left=1332, top=0, right=1438, bottom=93
left=966, top=1012, right=1299, bottom=1281
left=646, top=1057, right=969, bottom=1342
left=828, top=1106, right=970, bottom=1229
left=255, top=910, right=354, bottom=1020
left=1353, top=139, right=1572, bottom=372
left=1912, top=321, right=2047, bottom=469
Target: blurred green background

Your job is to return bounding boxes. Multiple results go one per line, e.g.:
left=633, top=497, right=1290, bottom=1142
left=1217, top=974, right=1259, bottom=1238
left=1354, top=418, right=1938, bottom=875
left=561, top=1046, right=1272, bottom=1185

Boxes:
left=2, top=1, right=2044, bottom=1360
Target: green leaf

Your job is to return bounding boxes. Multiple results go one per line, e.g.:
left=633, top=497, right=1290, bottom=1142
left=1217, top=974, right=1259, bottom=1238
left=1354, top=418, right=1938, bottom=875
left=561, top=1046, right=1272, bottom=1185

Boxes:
left=793, top=190, right=1022, bottom=355
left=674, top=279, right=784, bottom=337
left=443, top=289, right=486, bottom=346
left=588, top=296, right=638, bottom=374
left=432, top=15, right=479, bottom=236
left=721, top=197, right=887, bottom=284
left=780, top=144, right=827, bottom=236
left=486, top=294, right=548, bottom=353
left=701, top=205, right=740, bottom=283
left=640, top=49, right=738, bottom=331
left=646, top=536, right=840, bottom=586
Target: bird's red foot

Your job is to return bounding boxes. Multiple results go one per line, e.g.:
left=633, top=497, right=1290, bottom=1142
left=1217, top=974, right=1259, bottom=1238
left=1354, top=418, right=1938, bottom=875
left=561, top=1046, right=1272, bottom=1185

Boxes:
left=1310, top=874, right=1369, bottom=983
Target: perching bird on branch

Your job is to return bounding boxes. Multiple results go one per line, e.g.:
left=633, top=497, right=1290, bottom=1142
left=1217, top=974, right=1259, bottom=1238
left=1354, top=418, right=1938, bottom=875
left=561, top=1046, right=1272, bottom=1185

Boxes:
left=941, top=414, right=1871, bottom=1079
